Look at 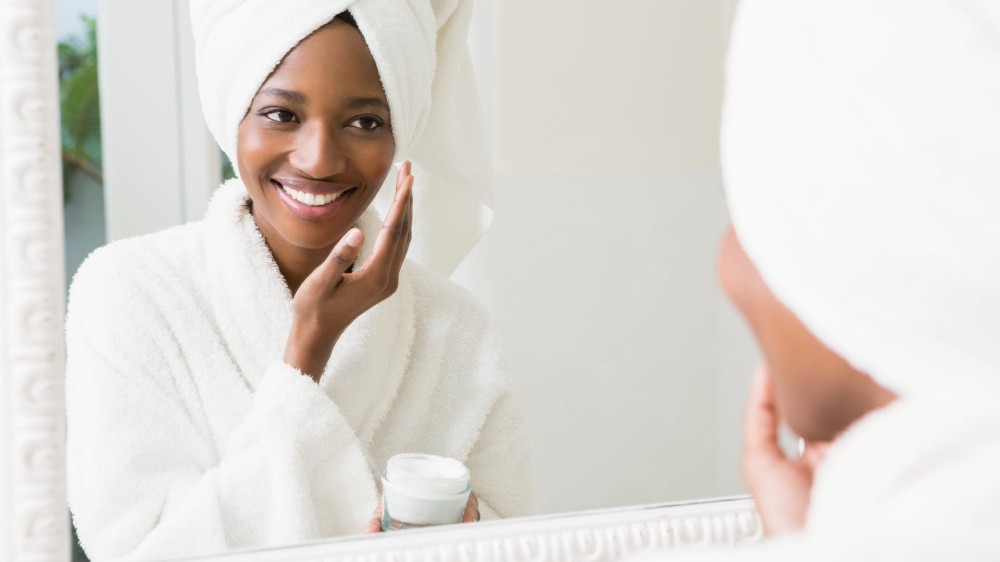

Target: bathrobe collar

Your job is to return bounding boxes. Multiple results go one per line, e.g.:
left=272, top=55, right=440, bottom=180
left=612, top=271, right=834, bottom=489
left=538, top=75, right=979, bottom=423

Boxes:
left=203, top=179, right=416, bottom=446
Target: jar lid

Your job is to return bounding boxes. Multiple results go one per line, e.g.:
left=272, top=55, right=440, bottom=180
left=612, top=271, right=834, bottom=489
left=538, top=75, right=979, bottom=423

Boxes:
left=385, top=453, right=470, bottom=495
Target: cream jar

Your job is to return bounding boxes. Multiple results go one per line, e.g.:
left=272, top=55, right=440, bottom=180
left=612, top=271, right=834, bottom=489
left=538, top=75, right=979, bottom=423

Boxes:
left=381, top=453, right=471, bottom=530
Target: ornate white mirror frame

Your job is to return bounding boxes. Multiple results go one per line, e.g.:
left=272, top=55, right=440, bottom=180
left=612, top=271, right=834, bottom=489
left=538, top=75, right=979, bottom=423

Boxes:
left=0, top=1, right=760, bottom=561
left=0, top=0, right=72, bottom=560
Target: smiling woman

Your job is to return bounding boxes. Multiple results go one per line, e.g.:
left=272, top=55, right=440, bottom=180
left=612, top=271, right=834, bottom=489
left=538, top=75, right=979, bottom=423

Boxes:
left=62, top=1, right=535, bottom=560
left=236, top=16, right=397, bottom=294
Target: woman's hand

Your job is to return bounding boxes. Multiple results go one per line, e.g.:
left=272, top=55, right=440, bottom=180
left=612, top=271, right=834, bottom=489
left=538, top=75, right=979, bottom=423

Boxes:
left=284, top=161, right=414, bottom=381
left=462, top=491, right=481, bottom=523
left=363, top=491, right=480, bottom=533
left=742, top=364, right=830, bottom=536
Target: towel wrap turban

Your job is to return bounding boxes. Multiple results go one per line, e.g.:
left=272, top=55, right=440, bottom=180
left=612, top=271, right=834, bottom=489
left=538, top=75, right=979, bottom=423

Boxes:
left=722, top=0, right=1000, bottom=401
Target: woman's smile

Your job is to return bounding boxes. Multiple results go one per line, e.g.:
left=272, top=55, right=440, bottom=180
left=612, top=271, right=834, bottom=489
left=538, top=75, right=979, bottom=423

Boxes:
left=270, top=177, right=358, bottom=221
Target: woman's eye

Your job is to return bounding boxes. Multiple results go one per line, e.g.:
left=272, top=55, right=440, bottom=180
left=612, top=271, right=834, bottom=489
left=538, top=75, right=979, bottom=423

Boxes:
left=263, top=109, right=297, bottom=123
left=350, top=116, right=383, bottom=130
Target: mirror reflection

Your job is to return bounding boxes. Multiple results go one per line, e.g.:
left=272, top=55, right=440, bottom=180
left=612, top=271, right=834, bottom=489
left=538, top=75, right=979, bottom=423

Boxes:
left=58, top=0, right=753, bottom=559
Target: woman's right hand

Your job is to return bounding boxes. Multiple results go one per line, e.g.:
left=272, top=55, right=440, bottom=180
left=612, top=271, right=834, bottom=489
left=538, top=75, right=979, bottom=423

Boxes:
left=283, top=161, right=414, bottom=381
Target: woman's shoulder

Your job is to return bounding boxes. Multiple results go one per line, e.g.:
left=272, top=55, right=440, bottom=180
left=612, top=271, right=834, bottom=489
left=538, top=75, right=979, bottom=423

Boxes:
left=68, top=222, right=205, bottom=316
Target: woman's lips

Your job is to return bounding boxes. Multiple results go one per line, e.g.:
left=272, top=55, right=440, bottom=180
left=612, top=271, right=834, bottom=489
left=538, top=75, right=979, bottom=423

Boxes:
left=271, top=179, right=354, bottom=220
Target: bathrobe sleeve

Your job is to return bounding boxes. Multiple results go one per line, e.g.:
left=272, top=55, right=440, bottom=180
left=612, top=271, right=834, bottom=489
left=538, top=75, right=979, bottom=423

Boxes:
left=65, top=249, right=377, bottom=561
left=465, top=389, right=537, bottom=520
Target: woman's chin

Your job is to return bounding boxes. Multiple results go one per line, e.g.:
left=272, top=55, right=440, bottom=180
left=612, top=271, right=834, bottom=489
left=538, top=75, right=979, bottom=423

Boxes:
left=276, top=220, right=357, bottom=251
left=289, top=235, right=347, bottom=252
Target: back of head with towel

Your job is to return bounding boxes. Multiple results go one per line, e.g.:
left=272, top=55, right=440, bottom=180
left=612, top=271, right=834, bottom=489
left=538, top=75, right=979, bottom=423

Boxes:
left=634, top=0, right=1000, bottom=560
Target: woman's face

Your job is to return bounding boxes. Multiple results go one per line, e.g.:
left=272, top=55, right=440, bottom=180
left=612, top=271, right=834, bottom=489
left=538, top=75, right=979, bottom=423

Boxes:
left=237, top=18, right=395, bottom=254
left=717, top=226, right=894, bottom=441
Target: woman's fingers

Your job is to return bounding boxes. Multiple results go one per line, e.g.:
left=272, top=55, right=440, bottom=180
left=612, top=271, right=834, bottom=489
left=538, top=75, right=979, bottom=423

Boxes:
left=742, top=364, right=784, bottom=463
left=363, top=516, right=382, bottom=534
left=363, top=161, right=413, bottom=281
left=462, top=491, right=480, bottom=523
left=742, top=363, right=823, bottom=536
left=364, top=496, right=384, bottom=533
left=314, top=227, right=364, bottom=292
left=396, top=160, right=411, bottom=191
left=387, top=175, right=414, bottom=277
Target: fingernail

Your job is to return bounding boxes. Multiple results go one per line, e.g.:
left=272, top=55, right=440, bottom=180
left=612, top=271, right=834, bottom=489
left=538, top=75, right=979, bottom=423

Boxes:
left=344, top=228, right=362, bottom=247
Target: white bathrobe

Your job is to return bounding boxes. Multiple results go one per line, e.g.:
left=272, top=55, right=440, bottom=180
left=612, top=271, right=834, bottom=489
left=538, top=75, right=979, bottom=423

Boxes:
left=65, top=180, right=536, bottom=561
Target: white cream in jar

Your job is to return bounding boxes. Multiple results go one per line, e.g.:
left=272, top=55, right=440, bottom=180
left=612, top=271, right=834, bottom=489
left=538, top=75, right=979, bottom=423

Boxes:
left=381, top=453, right=471, bottom=530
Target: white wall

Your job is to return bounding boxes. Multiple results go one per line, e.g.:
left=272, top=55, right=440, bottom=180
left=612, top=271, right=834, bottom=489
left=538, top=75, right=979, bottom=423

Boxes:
left=97, top=0, right=217, bottom=241
left=714, top=0, right=759, bottom=498
left=460, top=0, right=758, bottom=512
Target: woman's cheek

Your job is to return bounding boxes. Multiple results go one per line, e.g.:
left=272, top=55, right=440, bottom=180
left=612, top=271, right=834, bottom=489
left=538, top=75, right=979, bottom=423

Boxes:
left=360, top=140, right=397, bottom=186
left=238, top=128, right=271, bottom=168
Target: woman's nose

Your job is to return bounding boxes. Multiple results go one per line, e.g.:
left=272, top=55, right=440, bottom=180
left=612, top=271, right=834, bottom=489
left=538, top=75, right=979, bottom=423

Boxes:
left=288, top=123, right=347, bottom=179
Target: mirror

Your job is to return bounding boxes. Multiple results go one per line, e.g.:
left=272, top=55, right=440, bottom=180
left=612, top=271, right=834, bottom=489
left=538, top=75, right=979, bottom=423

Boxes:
left=43, top=0, right=759, bottom=559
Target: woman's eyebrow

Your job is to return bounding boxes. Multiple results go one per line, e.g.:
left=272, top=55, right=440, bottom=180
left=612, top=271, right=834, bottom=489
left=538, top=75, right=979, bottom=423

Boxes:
left=258, top=87, right=307, bottom=104
left=346, top=96, right=390, bottom=111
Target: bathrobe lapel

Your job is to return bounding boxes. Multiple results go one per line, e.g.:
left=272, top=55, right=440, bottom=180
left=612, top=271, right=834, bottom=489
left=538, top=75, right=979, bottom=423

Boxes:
left=203, top=181, right=292, bottom=391
left=204, top=180, right=415, bottom=449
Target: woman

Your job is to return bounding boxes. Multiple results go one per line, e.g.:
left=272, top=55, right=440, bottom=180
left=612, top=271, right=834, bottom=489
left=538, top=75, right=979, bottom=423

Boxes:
left=65, top=2, right=535, bottom=560
left=639, top=0, right=1000, bottom=559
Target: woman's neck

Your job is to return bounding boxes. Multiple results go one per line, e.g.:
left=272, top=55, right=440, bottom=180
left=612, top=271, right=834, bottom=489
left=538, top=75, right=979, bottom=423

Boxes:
left=270, top=243, right=329, bottom=296
left=250, top=207, right=333, bottom=296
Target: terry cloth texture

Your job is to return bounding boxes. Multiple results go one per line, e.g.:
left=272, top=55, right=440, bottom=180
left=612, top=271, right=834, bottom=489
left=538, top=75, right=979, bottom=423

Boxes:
left=65, top=180, right=535, bottom=560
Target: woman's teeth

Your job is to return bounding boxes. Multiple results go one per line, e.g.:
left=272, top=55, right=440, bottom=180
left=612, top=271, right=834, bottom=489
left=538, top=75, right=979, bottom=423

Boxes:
left=278, top=183, right=343, bottom=206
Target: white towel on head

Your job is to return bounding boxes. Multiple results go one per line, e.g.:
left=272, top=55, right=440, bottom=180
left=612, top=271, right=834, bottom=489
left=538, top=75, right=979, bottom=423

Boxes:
left=721, top=0, right=1000, bottom=401
left=190, top=0, right=492, bottom=276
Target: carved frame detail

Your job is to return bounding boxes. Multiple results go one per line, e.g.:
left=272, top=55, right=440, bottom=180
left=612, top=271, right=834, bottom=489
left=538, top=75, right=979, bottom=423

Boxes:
left=203, top=498, right=761, bottom=562
left=0, top=0, right=71, bottom=560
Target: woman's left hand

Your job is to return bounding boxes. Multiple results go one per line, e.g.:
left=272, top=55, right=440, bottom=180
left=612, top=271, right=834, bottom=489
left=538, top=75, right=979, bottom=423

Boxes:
left=364, top=491, right=481, bottom=533
left=742, top=365, right=830, bottom=536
